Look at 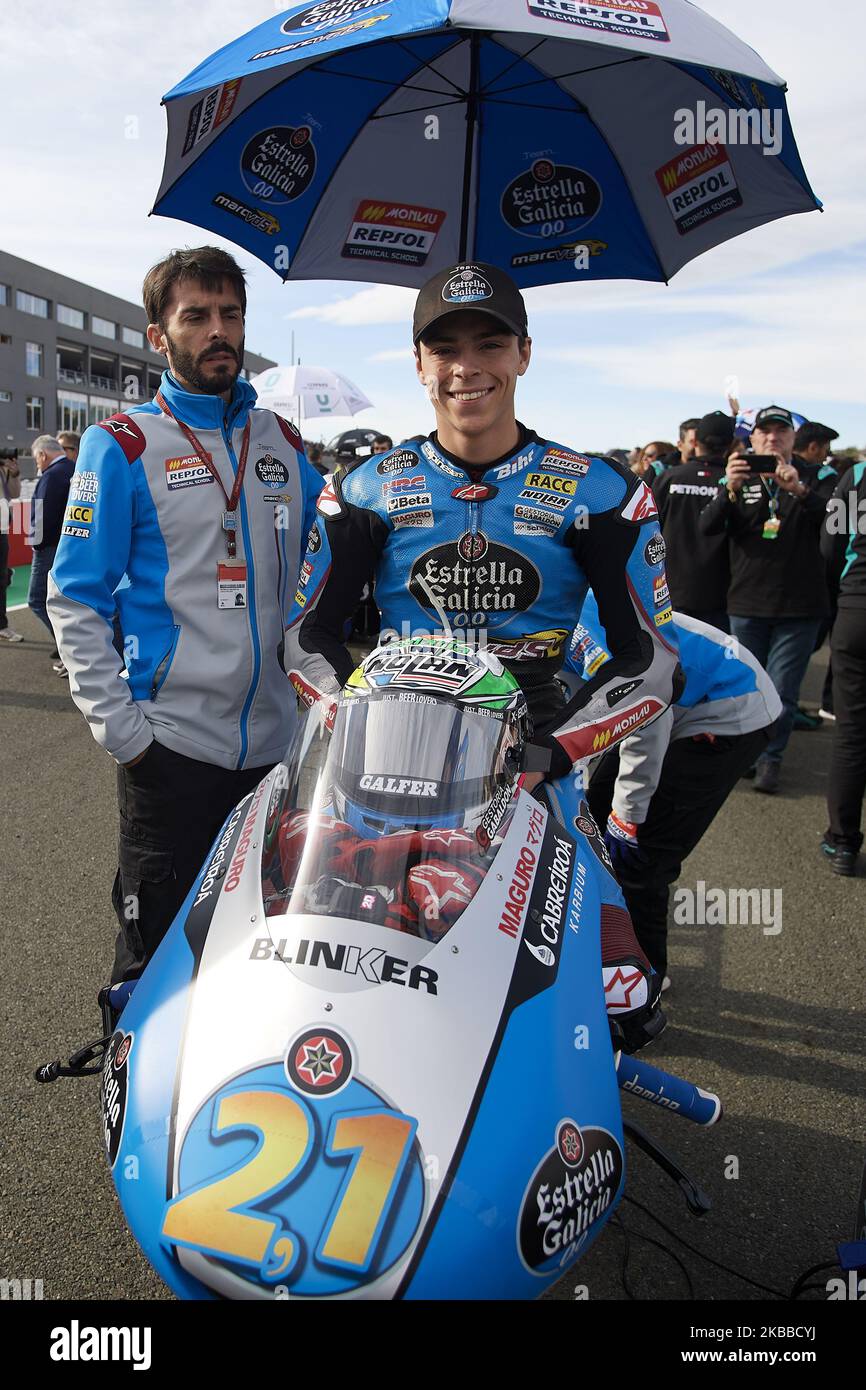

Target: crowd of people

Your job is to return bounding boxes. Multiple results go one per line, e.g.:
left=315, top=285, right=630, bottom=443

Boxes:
left=1, top=246, right=863, bottom=1049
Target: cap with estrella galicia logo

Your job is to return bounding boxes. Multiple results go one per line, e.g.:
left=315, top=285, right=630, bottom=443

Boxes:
left=413, top=262, right=529, bottom=344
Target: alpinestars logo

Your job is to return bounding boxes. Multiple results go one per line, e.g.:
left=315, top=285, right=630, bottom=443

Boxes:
left=621, top=481, right=657, bottom=522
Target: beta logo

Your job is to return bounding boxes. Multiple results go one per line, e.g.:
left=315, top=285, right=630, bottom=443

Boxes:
left=285, top=1026, right=353, bottom=1097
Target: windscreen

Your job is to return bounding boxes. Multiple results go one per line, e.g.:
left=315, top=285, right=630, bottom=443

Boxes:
left=260, top=692, right=519, bottom=940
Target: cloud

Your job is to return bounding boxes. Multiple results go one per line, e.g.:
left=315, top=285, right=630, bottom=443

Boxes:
left=287, top=284, right=416, bottom=326
left=367, top=348, right=414, bottom=363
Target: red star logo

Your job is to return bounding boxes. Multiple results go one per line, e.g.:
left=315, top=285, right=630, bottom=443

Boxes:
left=604, top=966, right=646, bottom=1011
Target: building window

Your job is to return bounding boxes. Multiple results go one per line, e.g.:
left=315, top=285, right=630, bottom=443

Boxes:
left=57, top=389, right=88, bottom=434
left=88, top=396, right=120, bottom=425
left=122, top=326, right=144, bottom=348
left=26, top=342, right=44, bottom=377
left=57, top=303, right=86, bottom=330
left=0, top=284, right=8, bottom=306
left=0, top=390, right=11, bottom=403
left=0, top=334, right=11, bottom=345
left=26, top=396, right=44, bottom=430
left=93, top=315, right=116, bottom=339
left=16, top=290, right=49, bottom=318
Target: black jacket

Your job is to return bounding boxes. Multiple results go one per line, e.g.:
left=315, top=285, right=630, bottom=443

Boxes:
left=652, top=457, right=729, bottom=610
left=821, top=462, right=866, bottom=609
left=699, top=458, right=837, bottom=619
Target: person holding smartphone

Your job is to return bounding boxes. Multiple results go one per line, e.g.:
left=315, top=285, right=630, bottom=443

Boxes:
left=699, top=406, right=837, bottom=794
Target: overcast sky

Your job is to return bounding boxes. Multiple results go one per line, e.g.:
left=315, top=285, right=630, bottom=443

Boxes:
left=1, top=0, right=864, bottom=448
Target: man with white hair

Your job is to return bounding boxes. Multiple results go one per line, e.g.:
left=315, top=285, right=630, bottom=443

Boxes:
left=28, top=435, right=74, bottom=674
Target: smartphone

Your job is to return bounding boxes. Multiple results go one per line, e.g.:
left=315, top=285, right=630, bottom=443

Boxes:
left=742, top=451, right=778, bottom=478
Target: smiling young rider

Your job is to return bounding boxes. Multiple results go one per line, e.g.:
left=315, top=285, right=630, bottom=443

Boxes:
left=286, top=262, right=683, bottom=1051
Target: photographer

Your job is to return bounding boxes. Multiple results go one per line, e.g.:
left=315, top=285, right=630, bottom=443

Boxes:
left=0, top=449, right=22, bottom=644
left=699, top=406, right=837, bottom=793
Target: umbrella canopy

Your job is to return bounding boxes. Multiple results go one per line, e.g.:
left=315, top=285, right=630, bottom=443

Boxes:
left=154, top=0, right=819, bottom=290
left=250, top=364, right=373, bottom=420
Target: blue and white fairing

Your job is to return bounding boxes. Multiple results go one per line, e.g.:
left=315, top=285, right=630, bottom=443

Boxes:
left=103, top=776, right=625, bottom=1299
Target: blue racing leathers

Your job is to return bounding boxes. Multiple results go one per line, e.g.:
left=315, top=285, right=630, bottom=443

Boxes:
left=286, top=428, right=680, bottom=1053
left=286, top=430, right=683, bottom=775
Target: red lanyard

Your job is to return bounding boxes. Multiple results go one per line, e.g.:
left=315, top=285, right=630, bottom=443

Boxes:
left=156, top=390, right=251, bottom=559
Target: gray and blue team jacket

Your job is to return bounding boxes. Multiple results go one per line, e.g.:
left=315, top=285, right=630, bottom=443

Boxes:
left=566, top=595, right=782, bottom=823
left=48, top=371, right=322, bottom=770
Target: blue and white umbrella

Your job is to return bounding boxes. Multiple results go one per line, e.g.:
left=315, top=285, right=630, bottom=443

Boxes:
left=153, top=0, right=820, bottom=289
left=250, top=364, right=373, bottom=423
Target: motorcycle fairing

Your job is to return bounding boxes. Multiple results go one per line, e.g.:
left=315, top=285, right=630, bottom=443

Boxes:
left=110, top=772, right=623, bottom=1299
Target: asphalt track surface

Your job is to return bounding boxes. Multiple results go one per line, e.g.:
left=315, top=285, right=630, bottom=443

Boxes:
left=2, top=608, right=864, bottom=1305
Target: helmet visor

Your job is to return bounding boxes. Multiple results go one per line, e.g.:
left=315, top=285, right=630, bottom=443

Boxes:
left=330, top=691, right=518, bottom=818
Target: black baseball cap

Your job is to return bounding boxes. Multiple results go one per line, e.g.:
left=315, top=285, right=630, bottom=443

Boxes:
left=794, top=420, right=839, bottom=446
left=413, top=262, right=528, bottom=345
left=753, top=405, right=796, bottom=431
left=696, top=410, right=736, bottom=446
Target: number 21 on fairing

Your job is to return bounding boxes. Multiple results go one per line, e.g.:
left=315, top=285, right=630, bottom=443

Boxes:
left=162, top=1087, right=417, bottom=1282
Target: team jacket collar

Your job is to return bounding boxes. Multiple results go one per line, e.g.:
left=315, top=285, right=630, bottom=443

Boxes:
left=159, top=370, right=258, bottom=433
left=426, top=423, right=542, bottom=477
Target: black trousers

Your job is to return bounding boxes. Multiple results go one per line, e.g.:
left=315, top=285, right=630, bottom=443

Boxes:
left=111, top=740, right=272, bottom=983
left=587, top=727, right=769, bottom=978
left=0, top=532, right=9, bottom=629
left=826, top=607, right=866, bottom=850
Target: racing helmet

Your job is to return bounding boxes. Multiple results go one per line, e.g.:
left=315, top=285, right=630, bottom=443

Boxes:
left=328, top=636, right=530, bottom=840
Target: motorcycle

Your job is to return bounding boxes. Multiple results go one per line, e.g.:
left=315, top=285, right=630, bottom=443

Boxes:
left=38, top=638, right=720, bottom=1300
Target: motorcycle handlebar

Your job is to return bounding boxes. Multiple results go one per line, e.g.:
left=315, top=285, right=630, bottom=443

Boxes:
left=616, top=1052, right=722, bottom=1126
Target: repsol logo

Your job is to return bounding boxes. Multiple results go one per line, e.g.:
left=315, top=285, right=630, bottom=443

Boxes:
left=499, top=846, right=537, bottom=938
left=250, top=937, right=438, bottom=993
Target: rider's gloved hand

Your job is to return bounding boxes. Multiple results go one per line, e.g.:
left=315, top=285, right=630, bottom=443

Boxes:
left=601, top=902, right=665, bottom=1054
left=603, top=811, right=648, bottom=879
left=608, top=985, right=667, bottom=1055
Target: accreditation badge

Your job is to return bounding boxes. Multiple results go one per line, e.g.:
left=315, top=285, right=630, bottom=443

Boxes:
left=217, top=561, right=248, bottom=609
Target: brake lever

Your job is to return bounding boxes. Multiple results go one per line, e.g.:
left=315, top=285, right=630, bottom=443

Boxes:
left=622, top=1118, right=712, bottom=1216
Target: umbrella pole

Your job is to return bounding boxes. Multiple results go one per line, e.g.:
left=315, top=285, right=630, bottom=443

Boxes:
left=458, top=32, right=480, bottom=262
